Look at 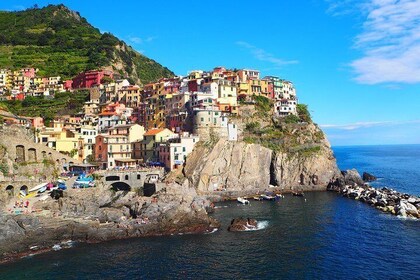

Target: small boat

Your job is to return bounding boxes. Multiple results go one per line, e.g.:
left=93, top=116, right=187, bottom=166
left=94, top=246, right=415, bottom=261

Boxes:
left=292, top=192, right=305, bottom=197
left=275, top=194, right=284, bottom=199
left=237, top=197, right=250, bottom=204
left=52, top=244, right=62, bottom=251
left=253, top=196, right=263, bottom=201
left=29, top=183, right=47, bottom=193
left=261, top=194, right=275, bottom=201
left=37, top=186, right=47, bottom=193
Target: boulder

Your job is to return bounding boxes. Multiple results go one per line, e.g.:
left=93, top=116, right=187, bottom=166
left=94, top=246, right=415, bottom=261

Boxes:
left=342, top=169, right=364, bottom=186
left=362, top=172, right=377, bottom=182
left=228, top=218, right=258, bottom=232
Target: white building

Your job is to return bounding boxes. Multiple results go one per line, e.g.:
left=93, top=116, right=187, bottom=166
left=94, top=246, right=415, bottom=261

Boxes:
left=274, top=99, right=297, bottom=117
left=159, top=133, right=200, bottom=170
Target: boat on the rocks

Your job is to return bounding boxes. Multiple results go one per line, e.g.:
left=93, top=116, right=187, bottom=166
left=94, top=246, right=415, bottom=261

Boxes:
left=29, top=183, right=48, bottom=193
left=237, top=197, right=250, bottom=204
left=73, top=174, right=95, bottom=188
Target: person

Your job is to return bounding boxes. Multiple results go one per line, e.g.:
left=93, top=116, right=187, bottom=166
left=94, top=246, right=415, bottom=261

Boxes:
left=25, top=200, right=29, bottom=208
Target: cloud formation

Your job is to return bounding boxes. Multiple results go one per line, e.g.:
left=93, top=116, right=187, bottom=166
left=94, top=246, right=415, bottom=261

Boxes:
left=236, top=41, right=298, bottom=67
left=348, top=0, right=420, bottom=84
left=320, top=120, right=420, bottom=130
left=128, top=36, right=156, bottom=44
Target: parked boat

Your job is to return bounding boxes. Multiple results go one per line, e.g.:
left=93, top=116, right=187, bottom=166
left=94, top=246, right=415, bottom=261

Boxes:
left=237, top=197, right=250, bottom=204
left=275, top=194, right=284, bottom=199
left=29, top=183, right=47, bottom=193
left=261, top=194, right=275, bottom=201
left=253, top=196, right=263, bottom=201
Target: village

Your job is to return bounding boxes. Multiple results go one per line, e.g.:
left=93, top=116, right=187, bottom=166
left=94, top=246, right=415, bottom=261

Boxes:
left=0, top=66, right=299, bottom=171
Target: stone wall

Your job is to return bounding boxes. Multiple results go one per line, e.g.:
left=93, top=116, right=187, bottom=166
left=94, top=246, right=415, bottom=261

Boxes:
left=0, top=125, right=80, bottom=202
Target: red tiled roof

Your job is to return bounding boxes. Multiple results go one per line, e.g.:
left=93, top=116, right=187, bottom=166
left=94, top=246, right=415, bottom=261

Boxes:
left=144, top=128, right=165, bottom=136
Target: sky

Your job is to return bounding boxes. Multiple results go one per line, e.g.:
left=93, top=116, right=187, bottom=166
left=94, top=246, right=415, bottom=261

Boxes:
left=1, top=0, right=419, bottom=146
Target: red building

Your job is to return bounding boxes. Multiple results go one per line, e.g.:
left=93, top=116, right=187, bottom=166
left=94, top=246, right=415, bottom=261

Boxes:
left=64, top=80, right=73, bottom=91
left=188, top=80, right=198, bottom=92
left=72, top=70, right=113, bottom=89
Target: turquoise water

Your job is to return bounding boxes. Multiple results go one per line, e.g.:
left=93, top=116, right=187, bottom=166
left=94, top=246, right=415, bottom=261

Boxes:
left=0, top=145, right=419, bottom=279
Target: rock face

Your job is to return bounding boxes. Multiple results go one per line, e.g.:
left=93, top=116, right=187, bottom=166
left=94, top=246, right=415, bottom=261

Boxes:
left=228, top=218, right=258, bottom=231
left=342, top=169, right=365, bottom=186
left=184, top=129, right=341, bottom=194
left=271, top=147, right=340, bottom=191
left=184, top=140, right=272, bottom=193
left=362, top=172, right=377, bottom=182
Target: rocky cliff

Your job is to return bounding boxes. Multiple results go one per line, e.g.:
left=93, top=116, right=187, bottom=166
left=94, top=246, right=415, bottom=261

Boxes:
left=183, top=110, right=341, bottom=195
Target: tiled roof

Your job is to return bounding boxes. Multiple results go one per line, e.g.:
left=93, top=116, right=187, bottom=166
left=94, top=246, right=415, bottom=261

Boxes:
left=144, top=128, right=165, bottom=136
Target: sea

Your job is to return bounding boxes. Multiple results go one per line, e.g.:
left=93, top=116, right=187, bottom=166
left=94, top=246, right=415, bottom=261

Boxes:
left=0, top=145, right=419, bottom=279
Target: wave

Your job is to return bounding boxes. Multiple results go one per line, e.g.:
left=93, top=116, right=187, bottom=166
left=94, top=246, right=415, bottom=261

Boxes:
left=214, top=205, right=229, bottom=209
left=243, top=220, right=269, bottom=231
left=205, top=228, right=219, bottom=234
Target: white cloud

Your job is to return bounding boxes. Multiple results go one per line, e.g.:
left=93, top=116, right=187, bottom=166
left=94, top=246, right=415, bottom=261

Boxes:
left=320, top=120, right=420, bottom=130
left=128, top=36, right=157, bottom=45
left=236, top=41, right=298, bottom=67
left=345, top=0, right=420, bottom=84
left=129, top=36, right=143, bottom=44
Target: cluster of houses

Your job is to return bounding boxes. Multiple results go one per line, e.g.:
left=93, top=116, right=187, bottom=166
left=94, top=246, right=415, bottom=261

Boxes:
left=1, top=66, right=299, bottom=171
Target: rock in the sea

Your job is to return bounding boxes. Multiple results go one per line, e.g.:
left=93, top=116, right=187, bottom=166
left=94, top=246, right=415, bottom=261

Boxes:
left=228, top=218, right=258, bottom=232
left=342, top=169, right=364, bottom=186
left=362, top=172, right=377, bottom=182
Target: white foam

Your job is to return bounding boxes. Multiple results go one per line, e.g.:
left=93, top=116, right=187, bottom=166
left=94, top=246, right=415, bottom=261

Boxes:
left=244, top=220, right=269, bottom=231
left=205, top=228, right=219, bottom=234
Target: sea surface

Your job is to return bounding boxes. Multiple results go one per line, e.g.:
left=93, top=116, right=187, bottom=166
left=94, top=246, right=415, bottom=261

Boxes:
left=1, top=145, right=419, bottom=279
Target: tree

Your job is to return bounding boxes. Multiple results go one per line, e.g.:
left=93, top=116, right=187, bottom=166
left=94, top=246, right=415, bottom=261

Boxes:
left=100, top=76, right=114, bottom=84
left=297, top=104, right=312, bottom=123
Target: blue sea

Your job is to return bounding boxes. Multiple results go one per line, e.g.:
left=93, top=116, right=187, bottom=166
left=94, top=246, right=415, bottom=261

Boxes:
left=0, top=145, right=419, bottom=279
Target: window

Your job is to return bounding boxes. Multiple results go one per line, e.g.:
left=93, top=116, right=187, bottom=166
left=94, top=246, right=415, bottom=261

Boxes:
left=182, top=147, right=186, bottom=152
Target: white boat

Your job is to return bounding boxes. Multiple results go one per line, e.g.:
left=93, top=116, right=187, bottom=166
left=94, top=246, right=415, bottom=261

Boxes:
left=261, top=194, right=275, bottom=201
left=29, top=183, right=47, bottom=193
left=237, top=197, right=250, bottom=204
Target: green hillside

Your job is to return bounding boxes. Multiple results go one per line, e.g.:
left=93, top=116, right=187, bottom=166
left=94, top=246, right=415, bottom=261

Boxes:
left=0, top=4, right=173, bottom=83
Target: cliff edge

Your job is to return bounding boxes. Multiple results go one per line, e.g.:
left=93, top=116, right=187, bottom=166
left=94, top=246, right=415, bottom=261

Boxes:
left=183, top=104, right=341, bottom=195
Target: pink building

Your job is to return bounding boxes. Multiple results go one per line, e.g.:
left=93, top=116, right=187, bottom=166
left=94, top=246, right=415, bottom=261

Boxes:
left=22, top=68, right=36, bottom=78
left=72, top=70, right=113, bottom=89
left=64, top=80, right=73, bottom=91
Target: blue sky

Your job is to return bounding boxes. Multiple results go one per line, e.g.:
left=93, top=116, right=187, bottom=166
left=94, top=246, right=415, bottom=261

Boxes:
left=1, top=0, right=420, bottom=146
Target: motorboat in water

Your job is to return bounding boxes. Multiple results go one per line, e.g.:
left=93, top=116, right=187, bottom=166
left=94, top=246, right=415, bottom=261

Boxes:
left=237, top=197, right=250, bottom=204
left=261, top=194, right=275, bottom=201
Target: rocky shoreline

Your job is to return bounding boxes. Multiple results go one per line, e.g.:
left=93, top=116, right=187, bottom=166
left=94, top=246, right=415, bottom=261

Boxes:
left=327, top=169, right=420, bottom=219
left=0, top=181, right=219, bottom=264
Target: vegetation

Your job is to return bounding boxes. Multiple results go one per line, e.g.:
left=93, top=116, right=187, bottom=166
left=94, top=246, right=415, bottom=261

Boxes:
left=0, top=4, right=173, bottom=83
left=284, top=114, right=300, bottom=124
left=297, top=104, right=311, bottom=123
left=0, top=160, right=9, bottom=175
left=0, top=90, right=89, bottom=123
left=253, top=95, right=272, bottom=117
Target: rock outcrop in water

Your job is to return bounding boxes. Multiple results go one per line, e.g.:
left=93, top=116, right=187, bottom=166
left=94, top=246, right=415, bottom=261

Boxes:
left=328, top=172, right=420, bottom=219
left=362, top=172, right=377, bottom=182
left=228, top=218, right=258, bottom=231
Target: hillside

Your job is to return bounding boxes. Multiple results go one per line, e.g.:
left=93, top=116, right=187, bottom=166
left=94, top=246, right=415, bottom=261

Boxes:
left=1, top=91, right=89, bottom=125
left=0, top=4, right=173, bottom=83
